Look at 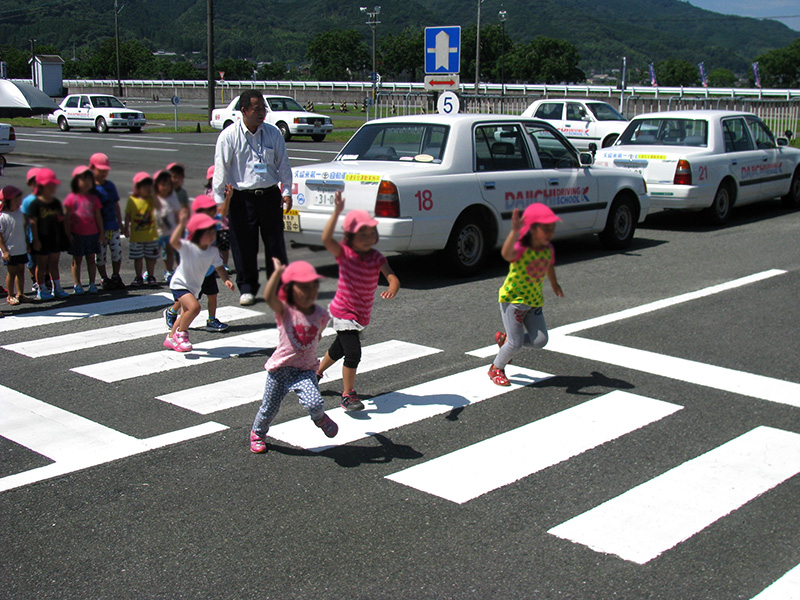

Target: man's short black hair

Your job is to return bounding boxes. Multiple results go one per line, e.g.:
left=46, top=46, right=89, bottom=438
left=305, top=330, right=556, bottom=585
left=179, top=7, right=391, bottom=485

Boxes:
left=239, top=90, right=264, bottom=112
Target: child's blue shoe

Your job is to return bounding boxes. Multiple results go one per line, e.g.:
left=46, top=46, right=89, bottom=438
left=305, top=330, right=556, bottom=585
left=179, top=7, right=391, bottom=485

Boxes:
left=205, top=317, right=229, bottom=332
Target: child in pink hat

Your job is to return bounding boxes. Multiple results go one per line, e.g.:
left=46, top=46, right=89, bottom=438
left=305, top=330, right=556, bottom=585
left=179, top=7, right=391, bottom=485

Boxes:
left=124, top=172, right=160, bottom=286
left=489, top=203, right=564, bottom=386
left=315, top=190, right=400, bottom=412
left=249, top=259, right=338, bottom=453
left=28, top=169, right=70, bottom=300
left=63, top=165, right=104, bottom=294
left=164, top=208, right=234, bottom=352
left=89, top=153, right=125, bottom=290
left=0, top=186, right=30, bottom=304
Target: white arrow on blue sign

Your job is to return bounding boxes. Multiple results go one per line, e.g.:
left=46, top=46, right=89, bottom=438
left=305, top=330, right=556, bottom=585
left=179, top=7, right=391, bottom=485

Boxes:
left=425, top=26, right=461, bottom=74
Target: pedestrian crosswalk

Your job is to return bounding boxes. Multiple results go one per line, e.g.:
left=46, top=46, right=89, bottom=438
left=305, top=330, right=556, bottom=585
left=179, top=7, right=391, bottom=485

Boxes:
left=1, top=281, right=798, bottom=594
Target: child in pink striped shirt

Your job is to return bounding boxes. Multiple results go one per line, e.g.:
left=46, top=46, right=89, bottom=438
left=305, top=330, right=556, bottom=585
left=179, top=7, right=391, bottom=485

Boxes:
left=316, top=190, right=400, bottom=411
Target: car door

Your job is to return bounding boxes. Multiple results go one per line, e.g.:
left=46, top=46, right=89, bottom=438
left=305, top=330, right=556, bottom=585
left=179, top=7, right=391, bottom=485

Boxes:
left=61, top=96, right=79, bottom=126
left=745, top=116, right=789, bottom=200
left=563, top=102, right=595, bottom=147
left=721, top=117, right=766, bottom=204
left=76, top=96, right=93, bottom=127
left=524, top=123, right=602, bottom=232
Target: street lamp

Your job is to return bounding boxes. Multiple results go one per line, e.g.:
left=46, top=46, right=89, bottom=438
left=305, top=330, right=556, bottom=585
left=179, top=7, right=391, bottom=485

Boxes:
left=475, top=0, right=483, bottom=94
left=114, top=0, right=124, bottom=97
left=360, top=6, right=381, bottom=94
left=499, top=10, right=506, bottom=113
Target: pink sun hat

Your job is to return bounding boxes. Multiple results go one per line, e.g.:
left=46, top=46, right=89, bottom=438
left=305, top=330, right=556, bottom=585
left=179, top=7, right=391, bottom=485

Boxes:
left=132, top=171, right=153, bottom=186
left=71, top=165, right=91, bottom=178
left=515, top=202, right=560, bottom=257
left=192, top=195, right=218, bottom=213
left=26, top=167, right=41, bottom=183
left=186, top=213, right=218, bottom=237
left=279, top=260, right=324, bottom=301
left=35, top=168, right=60, bottom=187
left=206, top=165, right=215, bottom=180
left=89, top=153, right=112, bottom=171
left=343, top=209, right=378, bottom=234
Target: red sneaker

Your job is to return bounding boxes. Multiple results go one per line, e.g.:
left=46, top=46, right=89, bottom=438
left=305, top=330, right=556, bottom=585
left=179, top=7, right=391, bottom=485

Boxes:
left=250, top=431, right=267, bottom=453
left=488, top=365, right=511, bottom=387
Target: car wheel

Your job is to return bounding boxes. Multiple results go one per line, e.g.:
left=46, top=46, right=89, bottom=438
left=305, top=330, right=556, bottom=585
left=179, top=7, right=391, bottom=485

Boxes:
left=443, top=212, right=489, bottom=275
left=96, top=117, right=109, bottom=133
left=780, top=169, right=800, bottom=209
left=602, top=134, right=618, bottom=148
left=598, top=194, right=637, bottom=249
left=0, top=155, right=6, bottom=168
left=703, top=181, right=733, bottom=225
left=129, top=126, right=142, bottom=133
left=311, top=134, right=326, bottom=142
left=58, top=116, right=70, bottom=132
left=222, top=120, right=233, bottom=129
left=277, top=122, right=291, bottom=141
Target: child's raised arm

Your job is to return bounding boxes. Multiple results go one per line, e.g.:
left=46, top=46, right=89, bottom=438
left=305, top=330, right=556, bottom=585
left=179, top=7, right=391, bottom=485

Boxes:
left=264, top=257, right=286, bottom=317
left=321, top=190, right=344, bottom=259
left=170, top=206, right=190, bottom=251
left=500, top=208, right=522, bottom=263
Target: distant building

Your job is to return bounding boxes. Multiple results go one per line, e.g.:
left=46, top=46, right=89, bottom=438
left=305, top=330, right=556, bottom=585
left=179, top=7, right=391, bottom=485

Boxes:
left=29, top=55, right=64, bottom=97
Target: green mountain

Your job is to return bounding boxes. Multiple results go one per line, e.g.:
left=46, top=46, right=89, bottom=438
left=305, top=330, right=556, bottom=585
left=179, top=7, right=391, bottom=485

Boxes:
left=0, top=0, right=796, bottom=74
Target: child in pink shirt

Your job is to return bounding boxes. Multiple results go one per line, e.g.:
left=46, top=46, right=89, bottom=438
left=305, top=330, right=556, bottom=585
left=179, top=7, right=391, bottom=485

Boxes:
left=63, top=165, right=104, bottom=294
left=249, top=260, right=339, bottom=453
left=316, top=191, right=400, bottom=412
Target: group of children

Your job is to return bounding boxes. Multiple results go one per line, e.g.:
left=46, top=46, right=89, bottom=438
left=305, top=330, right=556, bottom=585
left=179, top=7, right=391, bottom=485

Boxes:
left=0, top=158, right=234, bottom=332
left=246, top=193, right=560, bottom=455
left=3, top=160, right=563, bottom=455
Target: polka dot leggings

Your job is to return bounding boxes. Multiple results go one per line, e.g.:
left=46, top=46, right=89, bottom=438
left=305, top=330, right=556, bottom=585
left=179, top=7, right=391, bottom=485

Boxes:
left=252, top=367, right=325, bottom=436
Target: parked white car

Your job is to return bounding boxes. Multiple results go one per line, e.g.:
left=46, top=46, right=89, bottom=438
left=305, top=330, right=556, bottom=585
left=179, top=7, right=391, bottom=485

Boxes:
left=285, top=114, right=650, bottom=274
left=521, top=99, right=627, bottom=150
left=48, top=94, right=146, bottom=133
left=593, top=110, right=800, bottom=224
left=0, top=123, right=16, bottom=167
left=210, top=94, right=333, bottom=141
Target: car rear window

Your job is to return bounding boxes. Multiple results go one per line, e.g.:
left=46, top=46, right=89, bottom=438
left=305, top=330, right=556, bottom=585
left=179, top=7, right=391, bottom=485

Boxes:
left=618, top=118, right=708, bottom=146
left=338, top=123, right=449, bottom=162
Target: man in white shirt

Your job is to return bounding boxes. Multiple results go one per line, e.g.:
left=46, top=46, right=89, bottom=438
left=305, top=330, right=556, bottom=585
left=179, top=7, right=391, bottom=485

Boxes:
left=213, top=90, right=292, bottom=305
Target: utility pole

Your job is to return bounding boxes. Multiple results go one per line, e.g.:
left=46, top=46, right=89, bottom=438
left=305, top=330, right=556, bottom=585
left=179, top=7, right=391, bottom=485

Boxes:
left=499, top=9, right=506, bottom=113
left=207, top=0, right=215, bottom=123
left=474, top=0, right=483, bottom=94
left=114, top=0, right=123, bottom=97
left=29, top=38, right=36, bottom=87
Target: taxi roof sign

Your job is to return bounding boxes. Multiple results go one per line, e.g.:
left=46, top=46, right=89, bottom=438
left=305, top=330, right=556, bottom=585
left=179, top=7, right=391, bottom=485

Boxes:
left=425, top=26, right=460, bottom=75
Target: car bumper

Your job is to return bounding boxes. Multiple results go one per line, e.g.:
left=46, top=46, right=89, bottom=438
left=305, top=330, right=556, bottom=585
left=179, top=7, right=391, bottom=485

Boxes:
left=285, top=211, right=414, bottom=252
left=107, top=119, right=147, bottom=128
left=290, top=125, right=334, bottom=135
left=648, top=185, right=709, bottom=210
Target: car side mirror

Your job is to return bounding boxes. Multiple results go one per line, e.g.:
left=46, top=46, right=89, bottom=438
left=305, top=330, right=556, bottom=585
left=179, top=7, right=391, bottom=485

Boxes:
left=588, top=142, right=598, bottom=156
left=579, top=152, right=594, bottom=166
left=777, top=137, right=789, bottom=147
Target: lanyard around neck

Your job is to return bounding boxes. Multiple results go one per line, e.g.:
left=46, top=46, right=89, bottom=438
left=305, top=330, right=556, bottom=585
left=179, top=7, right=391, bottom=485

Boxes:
left=242, top=125, right=266, bottom=161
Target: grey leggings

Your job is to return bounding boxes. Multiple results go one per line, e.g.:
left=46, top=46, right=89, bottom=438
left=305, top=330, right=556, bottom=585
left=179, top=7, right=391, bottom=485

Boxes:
left=494, top=302, right=548, bottom=369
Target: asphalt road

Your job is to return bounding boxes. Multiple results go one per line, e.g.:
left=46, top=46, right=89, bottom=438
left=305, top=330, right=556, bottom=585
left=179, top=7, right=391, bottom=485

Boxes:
left=1, top=130, right=799, bottom=600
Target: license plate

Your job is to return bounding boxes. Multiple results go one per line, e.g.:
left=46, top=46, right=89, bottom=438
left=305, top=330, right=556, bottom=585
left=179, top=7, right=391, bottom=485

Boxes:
left=283, top=209, right=300, bottom=232
left=127, top=119, right=134, bottom=126
left=312, top=188, right=338, bottom=206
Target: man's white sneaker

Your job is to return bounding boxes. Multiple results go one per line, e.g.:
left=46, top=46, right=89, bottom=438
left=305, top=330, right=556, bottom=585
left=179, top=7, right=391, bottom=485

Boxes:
left=239, top=293, right=255, bottom=306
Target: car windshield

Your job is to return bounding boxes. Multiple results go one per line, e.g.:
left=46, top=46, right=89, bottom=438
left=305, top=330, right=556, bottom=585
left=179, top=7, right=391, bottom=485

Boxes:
left=586, top=102, right=625, bottom=121
left=618, top=118, right=708, bottom=146
left=338, top=123, right=449, bottom=162
left=90, top=96, right=126, bottom=109
left=266, top=97, right=305, bottom=111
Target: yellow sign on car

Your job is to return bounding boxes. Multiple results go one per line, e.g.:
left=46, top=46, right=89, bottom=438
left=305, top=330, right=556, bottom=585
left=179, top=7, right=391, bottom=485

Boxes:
left=283, top=209, right=300, bottom=232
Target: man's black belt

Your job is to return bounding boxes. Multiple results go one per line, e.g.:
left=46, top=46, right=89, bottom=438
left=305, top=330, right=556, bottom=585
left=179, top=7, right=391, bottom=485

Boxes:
left=239, top=185, right=279, bottom=196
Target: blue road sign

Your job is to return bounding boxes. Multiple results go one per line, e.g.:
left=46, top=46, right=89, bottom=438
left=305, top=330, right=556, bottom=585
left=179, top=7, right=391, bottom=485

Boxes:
left=425, top=26, right=461, bottom=74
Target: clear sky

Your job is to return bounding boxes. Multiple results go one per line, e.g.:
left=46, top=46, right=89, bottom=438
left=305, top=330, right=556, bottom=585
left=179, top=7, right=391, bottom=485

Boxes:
left=687, top=0, right=800, bottom=31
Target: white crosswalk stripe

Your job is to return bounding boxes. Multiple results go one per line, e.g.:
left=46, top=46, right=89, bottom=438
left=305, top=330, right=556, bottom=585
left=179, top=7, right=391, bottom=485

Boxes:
left=2, top=306, right=262, bottom=357
left=0, top=384, right=227, bottom=493
left=0, top=292, right=174, bottom=333
left=156, top=339, right=442, bottom=414
left=267, top=364, right=552, bottom=452
left=547, top=426, right=800, bottom=564
left=386, top=391, right=682, bottom=504
left=750, top=563, right=800, bottom=600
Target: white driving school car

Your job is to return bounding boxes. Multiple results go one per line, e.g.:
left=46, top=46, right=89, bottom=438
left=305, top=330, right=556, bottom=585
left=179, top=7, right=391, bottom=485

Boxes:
left=594, top=110, right=800, bottom=224
left=0, top=123, right=16, bottom=167
left=521, top=99, right=628, bottom=150
left=48, top=94, right=146, bottom=133
left=210, top=94, right=333, bottom=141
left=284, top=114, right=650, bottom=274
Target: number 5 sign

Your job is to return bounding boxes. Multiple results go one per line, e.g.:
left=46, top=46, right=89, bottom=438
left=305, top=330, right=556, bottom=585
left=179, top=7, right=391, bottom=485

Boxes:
left=437, top=91, right=460, bottom=115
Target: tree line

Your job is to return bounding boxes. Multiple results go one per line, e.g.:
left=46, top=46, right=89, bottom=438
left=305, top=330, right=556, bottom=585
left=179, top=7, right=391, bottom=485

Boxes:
left=2, top=27, right=798, bottom=88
